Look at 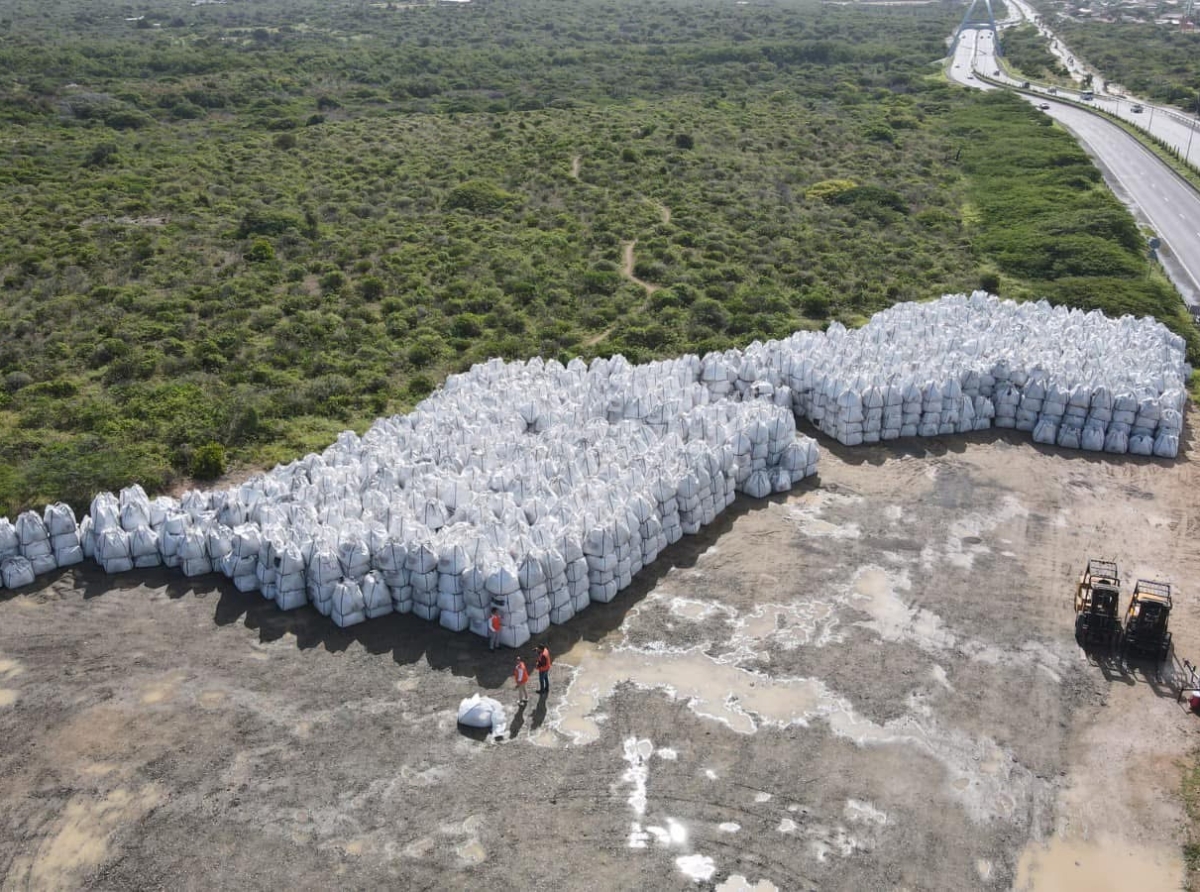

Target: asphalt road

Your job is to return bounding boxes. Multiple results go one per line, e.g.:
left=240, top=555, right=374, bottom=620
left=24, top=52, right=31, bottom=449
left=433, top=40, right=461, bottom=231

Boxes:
left=951, top=29, right=1200, bottom=311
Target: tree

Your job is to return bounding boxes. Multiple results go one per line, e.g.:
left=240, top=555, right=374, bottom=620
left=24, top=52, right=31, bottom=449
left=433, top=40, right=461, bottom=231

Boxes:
left=191, top=443, right=226, bottom=480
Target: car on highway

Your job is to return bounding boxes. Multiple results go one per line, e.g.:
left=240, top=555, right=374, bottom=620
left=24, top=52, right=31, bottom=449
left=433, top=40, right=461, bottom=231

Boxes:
left=1131, top=104, right=1144, bottom=113
left=1047, top=87, right=1058, bottom=95
left=1038, top=103, right=1051, bottom=111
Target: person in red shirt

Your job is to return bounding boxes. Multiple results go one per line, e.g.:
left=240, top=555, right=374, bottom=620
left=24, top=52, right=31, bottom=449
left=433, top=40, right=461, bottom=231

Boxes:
left=534, top=645, right=551, bottom=695
left=488, top=608, right=501, bottom=650
left=513, top=657, right=530, bottom=705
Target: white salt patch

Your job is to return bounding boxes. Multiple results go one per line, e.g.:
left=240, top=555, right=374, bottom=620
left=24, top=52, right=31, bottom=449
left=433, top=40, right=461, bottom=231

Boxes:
left=931, top=664, right=954, bottom=691
left=677, top=854, right=716, bottom=882
left=754, top=792, right=772, bottom=803
left=667, top=817, right=687, bottom=845
left=718, top=822, right=741, bottom=833
left=621, top=737, right=652, bottom=816
left=784, top=491, right=863, bottom=539
left=777, top=818, right=798, bottom=833
left=716, top=876, right=780, bottom=892
left=844, top=799, right=888, bottom=826
left=628, top=823, right=649, bottom=849
left=657, top=748, right=678, bottom=761
left=705, top=769, right=718, bottom=780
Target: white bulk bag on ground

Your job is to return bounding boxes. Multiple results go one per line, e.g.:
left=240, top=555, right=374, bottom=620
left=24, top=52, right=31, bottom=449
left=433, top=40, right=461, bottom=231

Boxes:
left=332, top=579, right=366, bottom=628
left=457, top=694, right=508, bottom=737
left=1, top=556, right=36, bottom=589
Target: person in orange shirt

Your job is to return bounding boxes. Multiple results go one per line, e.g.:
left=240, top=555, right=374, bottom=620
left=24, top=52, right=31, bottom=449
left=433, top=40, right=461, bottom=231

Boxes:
left=488, top=608, right=501, bottom=650
left=534, top=645, right=551, bottom=695
left=513, top=656, right=530, bottom=705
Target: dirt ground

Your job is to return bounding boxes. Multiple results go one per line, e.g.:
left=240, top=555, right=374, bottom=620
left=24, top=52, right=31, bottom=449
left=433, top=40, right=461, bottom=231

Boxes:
left=1, top=411, right=1198, bottom=891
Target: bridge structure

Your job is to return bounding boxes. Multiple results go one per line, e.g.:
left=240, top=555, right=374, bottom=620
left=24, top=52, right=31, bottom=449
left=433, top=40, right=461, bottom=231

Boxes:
left=950, top=0, right=1001, bottom=58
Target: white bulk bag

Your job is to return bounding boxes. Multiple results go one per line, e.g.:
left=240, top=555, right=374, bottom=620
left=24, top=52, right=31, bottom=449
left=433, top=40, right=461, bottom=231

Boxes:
left=1, top=556, right=36, bottom=589
left=457, top=694, right=508, bottom=737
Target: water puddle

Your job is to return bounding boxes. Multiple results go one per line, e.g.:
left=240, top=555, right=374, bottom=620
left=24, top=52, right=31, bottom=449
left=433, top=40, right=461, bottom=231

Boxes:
left=1014, top=835, right=1182, bottom=891
left=555, top=643, right=829, bottom=744
left=553, top=638, right=1033, bottom=822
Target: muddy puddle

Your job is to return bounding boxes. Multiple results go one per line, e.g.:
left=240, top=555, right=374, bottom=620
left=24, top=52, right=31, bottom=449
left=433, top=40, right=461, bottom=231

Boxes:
left=1014, top=835, right=1182, bottom=891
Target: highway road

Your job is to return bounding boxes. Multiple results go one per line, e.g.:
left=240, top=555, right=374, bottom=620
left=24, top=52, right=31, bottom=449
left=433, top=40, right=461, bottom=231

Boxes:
left=950, top=28, right=1200, bottom=311
left=999, top=0, right=1200, bottom=167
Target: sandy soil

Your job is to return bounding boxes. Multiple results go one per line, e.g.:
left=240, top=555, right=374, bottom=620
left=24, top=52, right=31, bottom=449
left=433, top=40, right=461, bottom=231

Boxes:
left=1, top=413, right=1197, bottom=891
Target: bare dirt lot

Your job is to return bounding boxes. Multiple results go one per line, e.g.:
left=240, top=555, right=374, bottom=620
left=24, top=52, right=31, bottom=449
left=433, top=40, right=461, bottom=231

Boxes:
left=2, top=413, right=1198, bottom=891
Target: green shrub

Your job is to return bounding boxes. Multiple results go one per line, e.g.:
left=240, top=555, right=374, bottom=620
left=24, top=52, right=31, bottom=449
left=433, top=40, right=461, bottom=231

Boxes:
left=191, top=442, right=226, bottom=480
left=445, top=179, right=519, bottom=213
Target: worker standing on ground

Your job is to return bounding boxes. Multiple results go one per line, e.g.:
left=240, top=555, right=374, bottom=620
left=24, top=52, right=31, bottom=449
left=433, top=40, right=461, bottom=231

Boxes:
left=535, top=645, right=551, bottom=695
left=488, top=608, right=502, bottom=650
left=513, top=656, right=530, bottom=705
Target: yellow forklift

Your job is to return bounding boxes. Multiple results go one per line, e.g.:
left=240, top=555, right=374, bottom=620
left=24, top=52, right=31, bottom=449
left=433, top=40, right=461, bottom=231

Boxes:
left=1074, top=559, right=1122, bottom=650
left=1121, top=579, right=1173, bottom=663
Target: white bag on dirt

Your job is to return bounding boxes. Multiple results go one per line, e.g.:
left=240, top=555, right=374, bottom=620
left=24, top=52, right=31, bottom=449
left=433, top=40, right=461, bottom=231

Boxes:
left=457, top=694, right=508, bottom=737
left=1, top=556, right=36, bottom=589
left=332, top=579, right=367, bottom=628
left=43, top=502, right=78, bottom=537
left=0, top=519, right=19, bottom=561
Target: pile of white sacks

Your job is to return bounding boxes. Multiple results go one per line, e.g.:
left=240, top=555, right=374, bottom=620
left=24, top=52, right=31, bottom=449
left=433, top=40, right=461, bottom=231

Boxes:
left=0, top=294, right=1189, bottom=648
left=0, top=345, right=819, bottom=646
left=761, top=293, right=1188, bottom=457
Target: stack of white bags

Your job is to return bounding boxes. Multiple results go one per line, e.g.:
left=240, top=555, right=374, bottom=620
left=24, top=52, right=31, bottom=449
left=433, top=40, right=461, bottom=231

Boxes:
left=0, top=295, right=1189, bottom=650
left=766, top=293, right=1189, bottom=457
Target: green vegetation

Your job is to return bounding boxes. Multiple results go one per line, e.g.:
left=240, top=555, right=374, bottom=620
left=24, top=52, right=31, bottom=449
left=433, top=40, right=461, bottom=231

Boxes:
left=955, top=91, right=1197, bottom=359
left=1036, top=18, right=1200, bottom=110
left=0, top=0, right=1191, bottom=514
left=1184, top=751, right=1200, bottom=890
left=1001, top=24, right=1070, bottom=83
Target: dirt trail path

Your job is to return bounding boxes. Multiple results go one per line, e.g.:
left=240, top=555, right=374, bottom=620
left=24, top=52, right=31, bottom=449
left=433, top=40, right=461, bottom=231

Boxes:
left=571, top=153, right=667, bottom=351
left=620, top=240, right=661, bottom=295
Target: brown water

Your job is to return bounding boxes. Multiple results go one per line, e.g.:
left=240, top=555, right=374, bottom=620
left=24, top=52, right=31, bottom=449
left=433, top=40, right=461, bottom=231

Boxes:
left=1014, top=835, right=1182, bottom=891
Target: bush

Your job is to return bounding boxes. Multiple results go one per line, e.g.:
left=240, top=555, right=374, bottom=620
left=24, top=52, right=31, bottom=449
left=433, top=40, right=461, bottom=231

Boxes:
left=244, top=238, right=276, bottom=264
left=86, top=143, right=119, bottom=168
left=445, top=179, right=519, bottom=213
left=190, top=442, right=226, bottom=480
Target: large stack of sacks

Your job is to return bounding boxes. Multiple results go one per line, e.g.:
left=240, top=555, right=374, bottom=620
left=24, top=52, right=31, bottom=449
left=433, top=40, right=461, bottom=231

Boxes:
left=53, top=350, right=816, bottom=638
left=767, top=293, right=1188, bottom=458
left=0, top=294, right=1188, bottom=629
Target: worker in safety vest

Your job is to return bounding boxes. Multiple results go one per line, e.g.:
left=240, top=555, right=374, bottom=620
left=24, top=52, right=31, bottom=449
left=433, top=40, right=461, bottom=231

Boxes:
left=488, top=608, right=502, bottom=650
left=535, top=645, right=551, bottom=695
left=513, top=657, right=530, bottom=705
